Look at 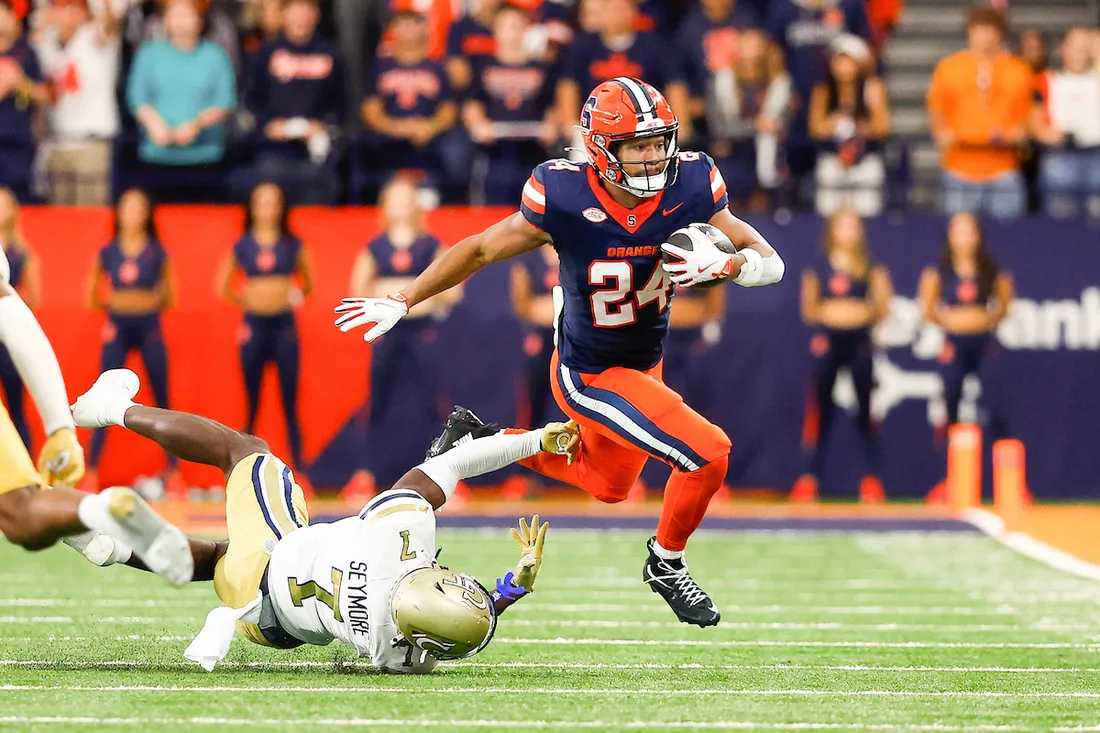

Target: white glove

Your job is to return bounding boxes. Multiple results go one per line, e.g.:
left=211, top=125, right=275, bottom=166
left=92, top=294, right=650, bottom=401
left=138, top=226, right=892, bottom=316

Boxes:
left=334, top=294, right=409, bottom=343
left=660, top=228, right=736, bottom=288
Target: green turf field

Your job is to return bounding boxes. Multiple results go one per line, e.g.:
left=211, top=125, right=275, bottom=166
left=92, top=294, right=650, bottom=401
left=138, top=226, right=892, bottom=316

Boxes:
left=0, top=529, right=1098, bottom=731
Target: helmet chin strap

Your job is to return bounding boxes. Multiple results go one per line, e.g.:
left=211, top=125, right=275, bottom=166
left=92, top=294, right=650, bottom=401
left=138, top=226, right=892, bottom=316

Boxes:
left=619, top=170, right=667, bottom=198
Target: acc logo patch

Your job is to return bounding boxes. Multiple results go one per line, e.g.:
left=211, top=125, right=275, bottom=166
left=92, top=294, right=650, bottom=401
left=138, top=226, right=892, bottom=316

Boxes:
left=583, top=208, right=608, bottom=223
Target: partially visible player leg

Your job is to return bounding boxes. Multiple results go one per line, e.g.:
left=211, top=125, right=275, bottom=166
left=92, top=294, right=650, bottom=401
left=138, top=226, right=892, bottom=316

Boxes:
left=556, top=354, right=729, bottom=626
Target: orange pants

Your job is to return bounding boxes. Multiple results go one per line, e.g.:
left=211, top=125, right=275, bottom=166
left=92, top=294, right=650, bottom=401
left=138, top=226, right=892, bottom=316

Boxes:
left=519, top=351, right=731, bottom=503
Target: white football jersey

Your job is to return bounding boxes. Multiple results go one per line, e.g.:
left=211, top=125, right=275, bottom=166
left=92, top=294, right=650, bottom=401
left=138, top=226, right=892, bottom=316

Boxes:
left=0, top=246, right=9, bottom=285
left=265, top=489, right=440, bottom=673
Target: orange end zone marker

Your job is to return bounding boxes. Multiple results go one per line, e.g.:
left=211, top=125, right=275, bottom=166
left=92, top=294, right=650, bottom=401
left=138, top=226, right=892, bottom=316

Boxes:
left=947, top=424, right=982, bottom=510
left=993, top=439, right=1027, bottom=532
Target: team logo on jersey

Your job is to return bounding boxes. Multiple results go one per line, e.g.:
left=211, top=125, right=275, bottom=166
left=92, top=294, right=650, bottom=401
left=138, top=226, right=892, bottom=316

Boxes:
left=829, top=274, right=851, bottom=297
left=957, top=279, right=978, bottom=304
left=119, top=260, right=140, bottom=285
left=392, top=250, right=413, bottom=273
left=257, top=249, right=276, bottom=273
left=583, top=208, right=608, bottom=223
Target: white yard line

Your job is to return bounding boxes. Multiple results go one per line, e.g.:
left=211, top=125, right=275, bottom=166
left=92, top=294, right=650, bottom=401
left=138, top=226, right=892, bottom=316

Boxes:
left=964, top=509, right=1100, bottom=583
left=1, top=685, right=1097, bottom=698
left=0, top=660, right=1093, bottom=674
left=0, top=636, right=1091, bottom=649
left=0, top=717, right=1029, bottom=730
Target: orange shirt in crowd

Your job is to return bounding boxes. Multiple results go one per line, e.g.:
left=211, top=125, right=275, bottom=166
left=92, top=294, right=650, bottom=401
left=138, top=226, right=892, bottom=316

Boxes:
left=927, top=50, right=1034, bottom=182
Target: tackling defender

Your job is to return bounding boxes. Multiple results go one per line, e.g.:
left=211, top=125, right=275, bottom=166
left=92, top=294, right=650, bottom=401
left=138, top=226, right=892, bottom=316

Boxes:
left=70, top=368, right=578, bottom=672
left=0, top=241, right=192, bottom=583
left=335, top=77, right=785, bottom=627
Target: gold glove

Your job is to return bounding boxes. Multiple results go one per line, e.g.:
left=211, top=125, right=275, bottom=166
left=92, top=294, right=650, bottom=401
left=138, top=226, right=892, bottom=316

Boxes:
left=540, top=420, right=580, bottom=465
left=38, top=427, right=85, bottom=487
left=510, top=514, right=549, bottom=592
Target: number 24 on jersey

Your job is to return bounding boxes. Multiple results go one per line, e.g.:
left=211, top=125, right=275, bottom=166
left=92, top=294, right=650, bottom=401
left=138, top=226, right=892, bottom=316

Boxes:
left=589, top=260, right=672, bottom=327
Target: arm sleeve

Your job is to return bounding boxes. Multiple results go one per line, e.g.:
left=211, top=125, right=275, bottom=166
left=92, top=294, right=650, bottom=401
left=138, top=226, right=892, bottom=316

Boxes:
left=126, top=45, right=153, bottom=114
left=519, top=164, right=549, bottom=231
left=0, top=293, right=74, bottom=435
left=703, top=154, right=730, bottom=215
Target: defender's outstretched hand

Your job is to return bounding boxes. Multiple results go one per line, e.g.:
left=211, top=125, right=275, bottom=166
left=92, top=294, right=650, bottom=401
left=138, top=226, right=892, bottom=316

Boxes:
left=540, top=420, right=580, bottom=465
left=38, top=427, right=85, bottom=487
left=511, top=515, right=549, bottom=592
left=334, top=294, right=409, bottom=343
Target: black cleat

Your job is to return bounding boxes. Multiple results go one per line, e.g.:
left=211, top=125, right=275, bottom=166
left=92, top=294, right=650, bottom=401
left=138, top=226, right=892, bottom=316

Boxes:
left=425, top=406, right=502, bottom=460
left=642, top=536, right=720, bottom=627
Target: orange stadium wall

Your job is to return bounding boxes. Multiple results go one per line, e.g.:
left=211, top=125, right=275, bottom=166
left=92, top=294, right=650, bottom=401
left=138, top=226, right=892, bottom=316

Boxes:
left=21, top=205, right=513, bottom=489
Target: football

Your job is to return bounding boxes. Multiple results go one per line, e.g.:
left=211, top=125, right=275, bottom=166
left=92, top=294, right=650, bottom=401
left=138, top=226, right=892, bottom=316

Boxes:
left=661, top=223, right=739, bottom=290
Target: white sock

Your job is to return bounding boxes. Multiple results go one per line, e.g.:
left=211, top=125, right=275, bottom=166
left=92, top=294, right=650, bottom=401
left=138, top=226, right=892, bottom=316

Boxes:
left=653, top=540, right=684, bottom=563
left=63, top=531, right=133, bottom=566
left=418, top=429, right=543, bottom=501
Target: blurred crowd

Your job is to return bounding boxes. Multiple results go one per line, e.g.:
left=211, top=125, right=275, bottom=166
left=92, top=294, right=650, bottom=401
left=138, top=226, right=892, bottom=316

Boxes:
left=0, top=0, right=1097, bottom=218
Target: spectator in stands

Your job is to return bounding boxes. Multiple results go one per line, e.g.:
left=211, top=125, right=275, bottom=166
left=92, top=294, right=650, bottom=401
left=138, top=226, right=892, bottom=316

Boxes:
left=389, top=0, right=450, bottom=61
left=518, top=0, right=574, bottom=63
left=444, top=0, right=499, bottom=93
left=34, top=0, right=121, bottom=206
left=1031, top=27, right=1100, bottom=219
left=555, top=0, right=689, bottom=145
left=792, top=206, right=892, bottom=504
left=464, top=3, right=557, bottom=204
left=142, top=0, right=240, bottom=74
left=0, top=186, right=39, bottom=448
left=244, top=0, right=343, bottom=205
left=809, top=33, right=889, bottom=217
left=765, top=0, right=872, bottom=185
left=0, top=0, right=49, bottom=203
left=126, top=0, right=235, bottom=201
left=673, top=0, right=763, bottom=146
left=706, top=28, right=791, bottom=208
left=361, top=11, right=461, bottom=200
left=865, top=0, right=902, bottom=54
left=239, top=0, right=283, bottom=56
left=927, top=6, right=1032, bottom=220
left=1018, top=27, right=1049, bottom=74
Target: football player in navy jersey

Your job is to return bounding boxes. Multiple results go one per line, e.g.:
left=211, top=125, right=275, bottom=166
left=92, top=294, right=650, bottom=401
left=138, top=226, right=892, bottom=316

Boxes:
left=793, top=207, right=892, bottom=504
left=918, top=212, right=1014, bottom=504
left=84, top=189, right=179, bottom=495
left=218, top=182, right=314, bottom=475
left=335, top=77, right=785, bottom=627
left=343, top=177, right=460, bottom=500
left=0, top=187, right=38, bottom=449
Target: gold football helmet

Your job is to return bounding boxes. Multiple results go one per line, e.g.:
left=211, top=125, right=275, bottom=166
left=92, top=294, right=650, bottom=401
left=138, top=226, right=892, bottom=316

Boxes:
left=390, top=566, right=497, bottom=660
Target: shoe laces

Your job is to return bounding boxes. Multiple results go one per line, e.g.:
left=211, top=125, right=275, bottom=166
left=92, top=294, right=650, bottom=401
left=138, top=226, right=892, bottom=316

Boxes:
left=649, top=560, right=709, bottom=607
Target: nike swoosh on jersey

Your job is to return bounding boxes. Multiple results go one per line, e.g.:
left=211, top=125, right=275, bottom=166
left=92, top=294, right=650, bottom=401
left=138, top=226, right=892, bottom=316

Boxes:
left=661, top=203, right=684, bottom=216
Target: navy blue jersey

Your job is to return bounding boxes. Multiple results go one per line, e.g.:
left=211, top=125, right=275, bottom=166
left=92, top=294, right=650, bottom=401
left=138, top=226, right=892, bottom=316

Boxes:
left=673, top=4, right=762, bottom=95
left=3, top=246, right=25, bottom=289
left=940, top=268, right=993, bottom=307
left=367, top=57, right=452, bottom=119
left=520, top=152, right=730, bottom=373
left=810, top=258, right=870, bottom=301
left=233, top=233, right=302, bottom=277
left=99, top=240, right=167, bottom=290
left=532, top=0, right=574, bottom=48
left=245, top=34, right=345, bottom=128
left=470, top=59, right=555, bottom=123
left=519, top=248, right=560, bottom=297
left=563, top=32, right=669, bottom=98
left=367, top=233, right=439, bottom=277
left=445, top=17, right=495, bottom=63
left=0, top=39, right=43, bottom=144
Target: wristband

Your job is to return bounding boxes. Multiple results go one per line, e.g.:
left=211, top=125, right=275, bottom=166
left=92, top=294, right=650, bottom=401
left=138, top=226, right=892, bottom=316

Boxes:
left=490, top=571, right=527, bottom=604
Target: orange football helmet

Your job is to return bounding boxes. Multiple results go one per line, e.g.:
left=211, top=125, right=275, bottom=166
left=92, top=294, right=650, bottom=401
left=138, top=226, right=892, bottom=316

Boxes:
left=578, top=77, right=679, bottom=198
